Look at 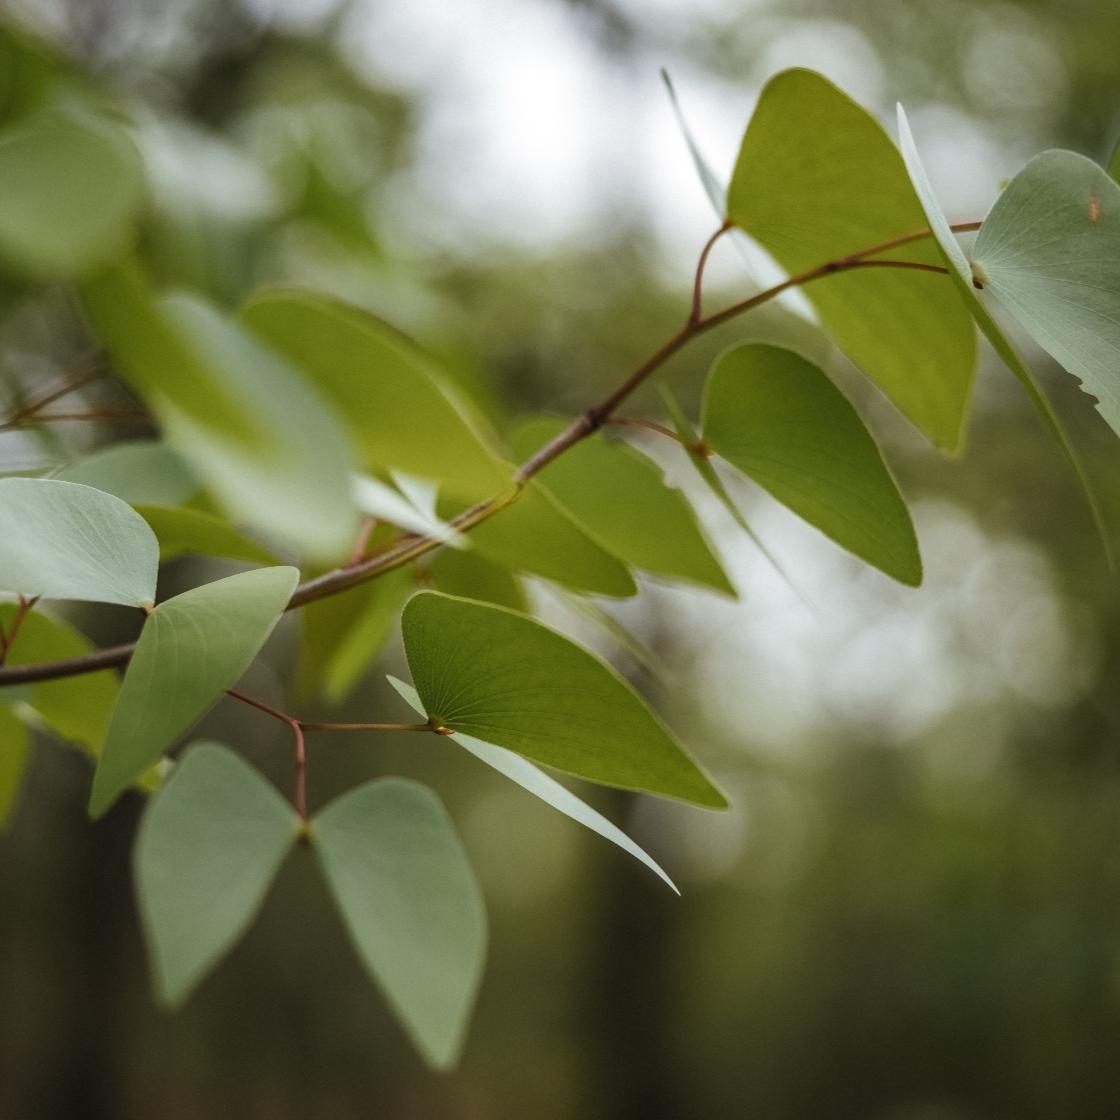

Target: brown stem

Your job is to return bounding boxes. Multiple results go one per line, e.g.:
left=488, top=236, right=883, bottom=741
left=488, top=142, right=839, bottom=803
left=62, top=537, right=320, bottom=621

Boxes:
left=1, top=359, right=102, bottom=427
left=0, top=409, right=149, bottom=431
left=606, top=416, right=686, bottom=445
left=300, top=721, right=432, bottom=733
left=690, top=221, right=731, bottom=325
left=347, top=516, right=377, bottom=567
left=0, top=596, right=39, bottom=666
left=0, top=223, right=974, bottom=689
left=227, top=689, right=309, bottom=817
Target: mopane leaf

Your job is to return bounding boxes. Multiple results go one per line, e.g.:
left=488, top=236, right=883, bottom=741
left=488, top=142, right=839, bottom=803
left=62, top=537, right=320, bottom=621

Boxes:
left=897, top=107, right=1113, bottom=566
left=0, top=602, right=117, bottom=754
left=54, top=441, right=197, bottom=506
left=240, top=290, right=510, bottom=500
left=0, top=117, right=144, bottom=278
left=80, top=263, right=359, bottom=562
left=402, top=591, right=726, bottom=808
left=460, top=482, right=636, bottom=598
left=509, top=419, right=734, bottom=596
left=312, top=777, right=486, bottom=1070
left=0, top=478, right=158, bottom=606
left=388, top=676, right=677, bottom=891
left=1109, top=138, right=1120, bottom=183
left=429, top=547, right=527, bottom=613
left=136, top=505, right=277, bottom=566
left=702, top=343, right=920, bottom=585
left=971, top=150, right=1120, bottom=439
left=89, top=566, right=299, bottom=817
left=726, top=69, right=975, bottom=451
left=0, top=706, right=30, bottom=829
left=134, top=742, right=299, bottom=1007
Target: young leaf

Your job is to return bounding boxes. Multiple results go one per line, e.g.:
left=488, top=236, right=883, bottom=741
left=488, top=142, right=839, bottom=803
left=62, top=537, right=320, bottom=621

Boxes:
left=463, top=482, right=637, bottom=598
left=0, top=116, right=144, bottom=278
left=509, top=418, right=734, bottom=596
left=134, top=742, right=300, bottom=1007
left=54, top=440, right=197, bottom=507
left=89, top=566, right=299, bottom=818
left=971, top=150, right=1120, bottom=440
left=401, top=591, right=726, bottom=808
left=240, top=290, right=511, bottom=500
left=387, top=676, right=677, bottom=892
left=701, top=343, right=921, bottom=585
left=135, top=505, right=277, bottom=566
left=311, top=777, right=487, bottom=1071
left=0, top=602, right=118, bottom=754
left=79, top=263, right=359, bottom=562
left=0, top=706, right=30, bottom=829
left=726, top=69, right=975, bottom=451
left=0, top=478, right=158, bottom=606
left=897, top=107, right=1113, bottom=567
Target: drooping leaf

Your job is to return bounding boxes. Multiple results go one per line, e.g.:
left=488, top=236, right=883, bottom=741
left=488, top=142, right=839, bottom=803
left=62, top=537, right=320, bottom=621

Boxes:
left=54, top=440, right=197, bottom=506
left=240, top=290, right=511, bottom=500
left=0, top=706, right=30, bottom=829
left=509, top=419, right=734, bottom=596
left=701, top=343, right=921, bottom=585
left=971, top=150, right=1120, bottom=440
left=136, top=505, right=277, bottom=566
left=134, top=742, right=299, bottom=1007
left=80, top=262, right=359, bottom=562
left=0, top=602, right=117, bottom=754
left=429, top=547, right=527, bottom=613
left=388, top=676, right=676, bottom=891
left=897, top=107, right=1113, bottom=567
left=89, top=566, right=299, bottom=817
left=726, top=69, right=975, bottom=451
left=0, top=116, right=144, bottom=278
left=0, top=477, right=158, bottom=606
left=311, top=777, right=487, bottom=1070
left=401, top=591, right=726, bottom=808
left=460, top=482, right=636, bottom=599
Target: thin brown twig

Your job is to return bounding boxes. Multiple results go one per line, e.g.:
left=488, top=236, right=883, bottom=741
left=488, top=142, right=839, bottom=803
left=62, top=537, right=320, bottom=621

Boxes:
left=690, top=221, right=731, bottom=324
left=0, top=408, right=149, bottom=431
left=0, top=221, right=976, bottom=689
left=1, top=359, right=102, bottom=427
left=0, top=596, right=39, bottom=667
left=606, top=415, right=687, bottom=445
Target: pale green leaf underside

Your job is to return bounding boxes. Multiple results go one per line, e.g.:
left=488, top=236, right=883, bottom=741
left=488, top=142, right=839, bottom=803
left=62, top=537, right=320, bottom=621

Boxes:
left=0, top=603, right=117, bottom=754
left=54, top=440, right=198, bottom=507
left=240, top=290, right=511, bottom=500
left=973, top=149, right=1120, bottom=440
left=402, top=591, right=726, bottom=808
left=135, top=505, right=277, bottom=566
left=727, top=68, right=975, bottom=451
left=702, top=343, right=921, bottom=586
left=0, top=117, right=144, bottom=278
left=509, top=418, right=734, bottom=596
left=89, top=566, right=299, bottom=817
left=896, top=107, right=1114, bottom=568
left=0, top=706, right=30, bottom=829
left=311, top=777, right=487, bottom=1071
left=0, top=478, right=158, bottom=606
left=79, top=264, right=359, bottom=563
left=134, top=742, right=299, bottom=1007
left=388, top=676, right=677, bottom=892
left=461, top=482, right=637, bottom=598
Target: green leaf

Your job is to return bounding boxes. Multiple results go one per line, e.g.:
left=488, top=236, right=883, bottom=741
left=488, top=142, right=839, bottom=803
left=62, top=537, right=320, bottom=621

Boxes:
left=311, top=777, right=486, bottom=1070
left=897, top=107, right=1114, bottom=568
left=89, top=566, right=299, bottom=817
left=401, top=591, right=726, bottom=808
left=509, top=419, right=734, bottom=596
left=0, top=602, right=118, bottom=754
left=971, top=150, right=1120, bottom=440
left=429, top=548, right=527, bottom=613
left=388, top=676, right=676, bottom=891
left=726, top=69, right=975, bottom=451
left=240, top=290, right=511, bottom=500
left=0, top=706, right=30, bottom=829
left=136, top=505, right=277, bottom=566
left=0, top=478, right=158, bottom=606
left=701, top=343, right=921, bottom=585
left=1108, top=138, right=1120, bottom=183
left=461, top=482, right=636, bottom=598
left=79, top=262, right=359, bottom=562
left=134, top=742, right=299, bottom=1007
left=298, top=566, right=413, bottom=703
left=0, top=116, right=144, bottom=278
left=54, top=441, right=197, bottom=506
